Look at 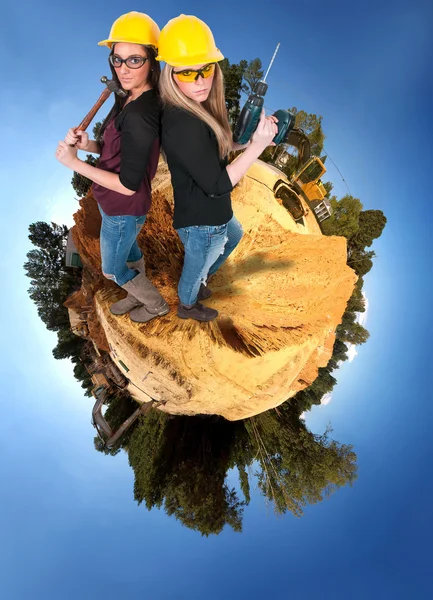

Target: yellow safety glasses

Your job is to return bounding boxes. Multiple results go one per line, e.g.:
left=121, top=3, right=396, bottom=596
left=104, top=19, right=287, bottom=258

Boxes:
left=172, top=63, right=216, bottom=83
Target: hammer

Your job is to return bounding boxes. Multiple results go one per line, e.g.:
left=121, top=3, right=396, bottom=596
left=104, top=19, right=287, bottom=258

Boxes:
left=70, top=76, right=127, bottom=146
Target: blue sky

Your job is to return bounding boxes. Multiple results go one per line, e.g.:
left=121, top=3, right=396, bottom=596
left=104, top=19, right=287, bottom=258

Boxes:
left=1, top=0, right=433, bottom=598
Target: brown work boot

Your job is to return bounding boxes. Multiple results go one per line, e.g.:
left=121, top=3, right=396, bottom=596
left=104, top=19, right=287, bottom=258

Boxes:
left=177, top=301, right=218, bottom=322
left=197, top=283, right=212, bottom=301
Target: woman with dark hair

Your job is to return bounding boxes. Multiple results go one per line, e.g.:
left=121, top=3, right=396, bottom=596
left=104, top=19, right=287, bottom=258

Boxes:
left=55, top=12, right=169, bottom=323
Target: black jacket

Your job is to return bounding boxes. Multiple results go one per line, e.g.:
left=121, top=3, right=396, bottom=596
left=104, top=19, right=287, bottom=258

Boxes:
left=161, top=105, right=233, bottom=229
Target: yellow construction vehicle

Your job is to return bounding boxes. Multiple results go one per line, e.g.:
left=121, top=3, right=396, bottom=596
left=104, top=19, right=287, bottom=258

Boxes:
left=252, top=128, right=332, bottom=224
left=292, top=156, right=327, bottom=204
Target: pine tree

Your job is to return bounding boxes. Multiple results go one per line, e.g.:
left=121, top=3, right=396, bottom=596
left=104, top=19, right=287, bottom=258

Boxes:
left=321, top=195, right=363, bottom=239
left=349, top=210, right=387, bottom=250
left=71, top=154, right=98, bottom=198
left=243, top=58, right=264, bottom=93
left=220, top=58, right=248, bottom=127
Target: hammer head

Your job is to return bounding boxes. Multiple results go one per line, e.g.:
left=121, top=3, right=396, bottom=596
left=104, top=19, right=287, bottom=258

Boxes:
left=101, top=76, right=128, bottom=98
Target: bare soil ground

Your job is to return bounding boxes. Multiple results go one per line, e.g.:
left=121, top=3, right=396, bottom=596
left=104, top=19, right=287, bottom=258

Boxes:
left=67, top=160, right=356, bottom=420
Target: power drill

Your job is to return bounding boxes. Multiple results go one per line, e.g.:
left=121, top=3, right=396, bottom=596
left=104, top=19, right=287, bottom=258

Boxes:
left=233, top=43, right=295, bottom=146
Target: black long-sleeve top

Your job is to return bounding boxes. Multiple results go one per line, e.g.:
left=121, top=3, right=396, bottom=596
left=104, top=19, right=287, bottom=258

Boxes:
left=92, top=89, right=160, bottom=217
left=161, top=105, right=234, bottom=229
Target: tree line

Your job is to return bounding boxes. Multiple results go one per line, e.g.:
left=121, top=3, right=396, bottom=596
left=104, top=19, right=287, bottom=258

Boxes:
left=94, top=394, right=357, bottom=536
left=292, top=202, right=386, bottom=414
left=23, top=221, right=94, bottom=396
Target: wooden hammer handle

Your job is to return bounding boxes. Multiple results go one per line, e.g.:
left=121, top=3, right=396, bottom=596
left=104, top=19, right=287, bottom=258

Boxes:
left=75, top=87, right=112, bottom=132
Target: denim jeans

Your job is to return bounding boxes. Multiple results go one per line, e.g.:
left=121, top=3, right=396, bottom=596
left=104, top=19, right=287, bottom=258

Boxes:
left=98, top=204, right=146, bottom=286
left=176, top=214, right=243, bottom=305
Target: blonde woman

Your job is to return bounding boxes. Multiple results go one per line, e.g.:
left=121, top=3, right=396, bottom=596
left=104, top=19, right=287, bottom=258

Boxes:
left=157, top=15, right=278, bottom=322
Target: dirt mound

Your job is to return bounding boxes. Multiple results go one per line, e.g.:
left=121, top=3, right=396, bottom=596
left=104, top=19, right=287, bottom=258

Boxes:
left=63, top=265, right=110, bottom=352
left=69, top=160, right=356, bottom=420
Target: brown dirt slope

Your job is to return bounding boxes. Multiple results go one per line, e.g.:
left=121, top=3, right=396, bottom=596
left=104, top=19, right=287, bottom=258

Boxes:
left=68, top=160, right=356, bottom=420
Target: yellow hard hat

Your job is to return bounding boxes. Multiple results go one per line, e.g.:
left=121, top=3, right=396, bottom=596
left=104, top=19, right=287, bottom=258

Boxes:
left=156, top=14, right=224, bottom=67
left=98, top=11, right=160, bottom=49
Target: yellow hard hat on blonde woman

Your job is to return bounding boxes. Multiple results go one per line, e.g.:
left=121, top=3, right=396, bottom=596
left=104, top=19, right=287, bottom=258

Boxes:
left=98, top=11, right=160, bottom=49
left=156, top=14, right=224, bottom=66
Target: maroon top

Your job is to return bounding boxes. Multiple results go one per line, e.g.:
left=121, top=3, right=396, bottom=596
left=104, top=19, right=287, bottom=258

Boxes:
left=92, top=89, right=161, bottom=217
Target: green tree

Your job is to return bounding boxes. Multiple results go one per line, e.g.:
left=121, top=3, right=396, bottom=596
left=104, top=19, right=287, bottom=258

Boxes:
left=327, top=339, right=350, bottom=370
left=71, top=154, right=98, bottom=198
left=337, top=320, right=370, bottom=345
left=27, top=282, right=70, bottom=331
left=73, top=361, right=93, bottom=396
left=346, top=294, right=366, bottom=313
left=321, top=194, right=363, bottom=239
left=52, top=328, right=84, bottom=360
left=70, top=121, right=102, bottom=197
left=289, top=364, right=337, bottom=415
left=348, top=249, right=375, bottom=277
left=288, top=107, right=326, bottom=158
left=94, top=390, right=141, bottom=452
left=220, top=58, right=248, bottom=127
left=237, top=465, right=251, bottom=504
left=346, top=279, right=366, bottom=313
left=24, top=222, right=81, bottom=332
left=103, top=400, right=358, bottom=532
left=323, top=181, right=334, bottom=196
left=349, top=210, right=387, bottom=250
left=247, top=410, right=357, bottom=516
left=24, top=220, right=89, bottom=398
left=93, top=121, right=102, bottom=141
left=28, top=221, right=68, bottom=253
left=127, top=412, right=247, bottom=536
left=243, top=58, right=264, bottom=93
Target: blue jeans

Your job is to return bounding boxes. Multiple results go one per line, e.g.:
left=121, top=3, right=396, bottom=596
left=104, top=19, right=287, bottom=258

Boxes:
left=176, top=214, right=243, bottom=305
left=98, top=204, right=146, bottom=286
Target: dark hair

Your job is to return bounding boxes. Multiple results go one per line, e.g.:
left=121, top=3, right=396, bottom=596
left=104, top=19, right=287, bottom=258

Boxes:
left=98, top=44, right=161, bottom=143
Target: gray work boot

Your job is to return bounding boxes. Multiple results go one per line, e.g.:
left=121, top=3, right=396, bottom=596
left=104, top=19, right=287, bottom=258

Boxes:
left=127, top=256, right=146, bottom=274
left=122, top=272, right=169, bottom=314
left=177, top=301, right=218, bottom=322
left=129, top=302, right=170, bottom=323
left=110, top=294, right=142, bottom=315
left=110, top=257, right=147, bottom=315
left=197, top=283, right=212, bottom=301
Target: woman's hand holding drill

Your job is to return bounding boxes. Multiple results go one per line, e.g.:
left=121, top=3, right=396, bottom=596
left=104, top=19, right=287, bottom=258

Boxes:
left=251, top=110, right=278, bottom=149
left=226, top=111, right=279, bottom=188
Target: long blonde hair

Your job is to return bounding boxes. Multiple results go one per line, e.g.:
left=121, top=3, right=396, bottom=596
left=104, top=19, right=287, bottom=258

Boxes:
left=160, top=63, right=233, bottom=159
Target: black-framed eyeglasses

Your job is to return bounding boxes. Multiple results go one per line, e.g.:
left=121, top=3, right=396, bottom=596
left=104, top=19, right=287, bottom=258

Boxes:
left=172, top=63, right=216, bottom=83
left=109, top=54, right=148, bottom=69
